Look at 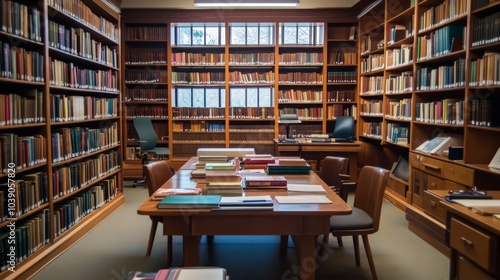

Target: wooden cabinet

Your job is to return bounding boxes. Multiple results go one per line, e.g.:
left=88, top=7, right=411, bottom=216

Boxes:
left=0, top=0, right=123, bottom=278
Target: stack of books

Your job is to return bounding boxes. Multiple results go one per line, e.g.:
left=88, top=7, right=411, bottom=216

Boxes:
left=190, top=155, right=230, bottom=178
left=267, top=158, right=311, bottom=174
left=242, top=154, right=276, bottom=169
left=205, top=162, right=243, bottom=196
left=243, top=175, right=287, bottom=189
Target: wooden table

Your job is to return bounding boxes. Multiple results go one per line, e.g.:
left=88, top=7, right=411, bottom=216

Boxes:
left=274, top=139, right=362, bottom=180
left=137, top=157, right=352, bottom=280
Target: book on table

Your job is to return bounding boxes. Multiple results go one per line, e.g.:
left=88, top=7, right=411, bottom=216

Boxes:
left=151, top=188, right=202, bottom=201
left=157, top=195, right=221, bottom=209
left=216, top=195, right=274, bottom=210
left=286, top=184, right=326, bottom=194
left=243, top=175, right=287, bottom=189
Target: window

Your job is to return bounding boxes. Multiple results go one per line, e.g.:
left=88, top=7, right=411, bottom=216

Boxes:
left=172, top=87, right=226, bottom=107
left=230, top=87, right=274, bottom=107
left=229, top=23, right=275, bottom=45
left=171, top=23, right=225, bottom=46
left=279, top=22, right=324, bottom=46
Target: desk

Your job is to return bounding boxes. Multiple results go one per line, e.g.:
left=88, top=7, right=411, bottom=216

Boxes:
left=436, top=190, right=500, bottom=279
left=274, top=139, right=362, bottom=180
left=137, top=157, right=352, bottom=280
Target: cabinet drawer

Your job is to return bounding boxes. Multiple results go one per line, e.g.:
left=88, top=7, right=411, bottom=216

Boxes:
left=423, top=191, right=445, bottom=223
left=419, top=156, right=444, bottom=177
left=450, top=218, right=496, bottom=272
left=444, top=180, right=467, bottom=191
left=443, top=162, right=474, bottom=187
left=409, top=152, right=420, bottom=168
left=458, top=256, right=495, bottom=280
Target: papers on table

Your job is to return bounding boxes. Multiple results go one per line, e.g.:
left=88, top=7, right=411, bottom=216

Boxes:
left=450, top=199, right=500, bottom=208
left=286, top=184, right=326, bottom=193
left=275, top=195, right=331, bottom=204
left=216, top=195, right=274, bottom=210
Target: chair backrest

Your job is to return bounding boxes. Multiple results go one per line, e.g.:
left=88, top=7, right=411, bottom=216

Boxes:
left=143, top=160, right=175, bottom=196
left=320, top=156, right=349, bottom=188
left=134, top=117, right=158, bottom=152
left=353, top=165, right=389, bottom=232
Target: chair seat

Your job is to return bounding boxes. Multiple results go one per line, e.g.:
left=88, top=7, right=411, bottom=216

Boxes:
left=330, top=207, right=373, bottom=230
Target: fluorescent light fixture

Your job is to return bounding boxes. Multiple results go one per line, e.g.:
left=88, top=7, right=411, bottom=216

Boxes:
left=194, top=0, right=299, bottom=7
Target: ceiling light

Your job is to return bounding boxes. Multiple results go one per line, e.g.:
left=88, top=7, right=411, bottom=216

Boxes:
left=194, top=0, right=299, bottom=7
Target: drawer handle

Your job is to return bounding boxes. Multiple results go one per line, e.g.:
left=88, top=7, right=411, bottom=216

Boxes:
left=430, top=201, right=436, bottom=207
left=460, top=237, right=473, bottom=247
left=422, top=162, right=440, bottom=170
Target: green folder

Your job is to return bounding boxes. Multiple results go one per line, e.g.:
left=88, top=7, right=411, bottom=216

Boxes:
left=157, top=195, right=222, bottom=209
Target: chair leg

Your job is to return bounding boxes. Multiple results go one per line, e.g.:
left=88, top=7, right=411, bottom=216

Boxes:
left=167, top=235, right=173, bottom=264
left=337, top=236, right=343, bottom=247
left=280, top=235, right=288, bottom=255
left=146, top=220, right=158, bottom=256
left=352, top=235, right=360, bottom=267
left=362, top=235, right=378, bottom=280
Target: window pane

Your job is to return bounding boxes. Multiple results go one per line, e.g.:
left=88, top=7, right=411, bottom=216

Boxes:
left=247, top=26, right=259, bottom=45
left=192, top=26, right=205, bottom=45
left=193, top=88, right=205, bottom=107
left=297, top=24, right=310, bottom=45
left=206, top=88, right=221, bottom=107
left=247, top=88, right=258, bottom=107
left=283, top=25, right=297, bottom=45
left=230, top=26, right=246, bottom=45
left=260, top=88, right=273, bottom=107
left=230, top=88, right=246, bottom=107
left=260, top=25, right=273, bottom=45
left=206, top=26, right=220, bottom=45
left=176, top=88, right=192, bottom=107
left=177, top=26, right=191, bottom=45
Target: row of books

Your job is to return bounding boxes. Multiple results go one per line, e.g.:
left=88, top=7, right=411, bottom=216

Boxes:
left=125, top=50, right=167, bottom=65
left=386, top=72, right=413, bottom=94
left=360, top=100, right=383, bottom=116
left=278, top=108, right=323, bottom=120
left=360, top=76, right=384, bottom=95
left=386, top=44, right=413, bottom=69
left=124, top=26, right=167, bottom=41
left=49, top=59, right=118, bottom=91
left=1, top=41, right=45, bottom=82
left=418, top=0, right=468, bottom=32
left=0, top=171, right=49, bottom=219
left=229, top=107, right=275, bottom=119
left=326, top=104, right=357, bottom=119
left=278, top=52, right=323, bottom=65
left=361, top=54, right=384, bottom=73
left=471, top=11, right=500, bottom=47
left=52, top=151, right=119, bottom=199
left=125, top=89, right=168, bottom=102
left=0, top=208, right=50, bottom=271
left=416, top=58, right=466, bottom=90
left=360, top=34, right=383, bottom=55
left=172, top=107, right=225, bottom=119
left=229, top=53, right=273, bottom=65
left=386, top=98, right=412, bottom=121
left=0, top=134, right=47, bottom=174
left=172, top=121, right=224, bottom=132
left=229, top=71, right=274, bottom=84
left=417, top=25, right=465, bottom=60
left=328, top=51, right=357, bottom=65
left=125, top=146, right=139, bottom=160
left=387, top=24, right=412, bottom=45
left=469, top=98, right=498, bottom=127
left=278, top=90, right=323, bottom=103
left=54, top=177, right=118, bottom=237
left=50, top=95, right=118, bottom=122
left=173, top=52, right=225, bottom=65
left=125, top=106, right=168, bottom=119
left=473, top=0, right=500, bottom=10
left=124, top=69, right=167, bottom=83
left=361, top=122, right=382, bottom=139
left=0, top=0, right=42, bottom=42
left=172, top=72, right=225, bottom=84
left=326, top=71, right=357, bottom=83
left=51, top=123, right=119, bottom=164
left=48, top=0, right=120, bottom=41
left=278, top=72, right=323, bottom=84
left=385, top=124, right=409, bottom=144
left=327, top=90, right=354, bottom=102
left=0, top=90, right=44, bottom=126
left=469, top=52, right=500, bottom=86
left=48, top=20, right=118, bottom=67
left=415, top=99, right=464, bottom=125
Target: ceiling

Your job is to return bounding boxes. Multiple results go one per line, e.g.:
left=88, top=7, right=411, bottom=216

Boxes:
left=120, top=0, right=361, bottom=9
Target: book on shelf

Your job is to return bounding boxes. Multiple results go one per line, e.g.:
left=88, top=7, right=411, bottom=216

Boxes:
left=151, top=188, right=202, bottom=201
left=243, top=175, right=287, bottom=189
left=157, top=195, right=222, bottom=209
left=349, top=26, right=356, bottom=40
left=488, top=147, right=500, bottom=170
left=415, top=136, right=452, bottom=155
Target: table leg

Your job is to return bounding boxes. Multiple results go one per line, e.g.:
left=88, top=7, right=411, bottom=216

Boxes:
left=293, top=235, right=317, bottom=280
left=183, top=235, right=201, bottom=266
left=349, top=152, right=358, bottom=180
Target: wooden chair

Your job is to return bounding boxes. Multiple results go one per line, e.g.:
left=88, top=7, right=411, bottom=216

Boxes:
left=319, top=156, right=350, bottom=201
left=143, top=160, right=175, bottom=261
left=325, top=165, right=389, bottom=280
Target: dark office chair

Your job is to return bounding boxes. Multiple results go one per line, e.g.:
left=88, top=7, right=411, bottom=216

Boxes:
left=143, top=160, right=175, bottom=261
left=325, top=165, right=389, bottom=280
left=133, top=117, right=170, bottom=188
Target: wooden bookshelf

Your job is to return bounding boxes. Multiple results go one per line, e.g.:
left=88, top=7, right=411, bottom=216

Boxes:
left=0, top=0, right=123, bottom=278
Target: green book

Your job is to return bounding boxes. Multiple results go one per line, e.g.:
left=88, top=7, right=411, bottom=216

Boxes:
left=157, top=195, right=221, bottom=209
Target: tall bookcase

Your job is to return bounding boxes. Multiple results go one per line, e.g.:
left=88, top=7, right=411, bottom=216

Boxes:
left=120, top=10, right=360, bottom=171
left=0, top=0, right=123, bottom=278
left=357, top=0, right=500, bottom=257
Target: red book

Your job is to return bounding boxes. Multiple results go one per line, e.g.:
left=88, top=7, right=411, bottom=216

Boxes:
left=244, top=175, right=287, bottom=188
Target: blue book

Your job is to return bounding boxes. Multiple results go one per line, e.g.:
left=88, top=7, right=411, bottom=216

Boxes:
left=157, top=195, right=221, bottom=209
